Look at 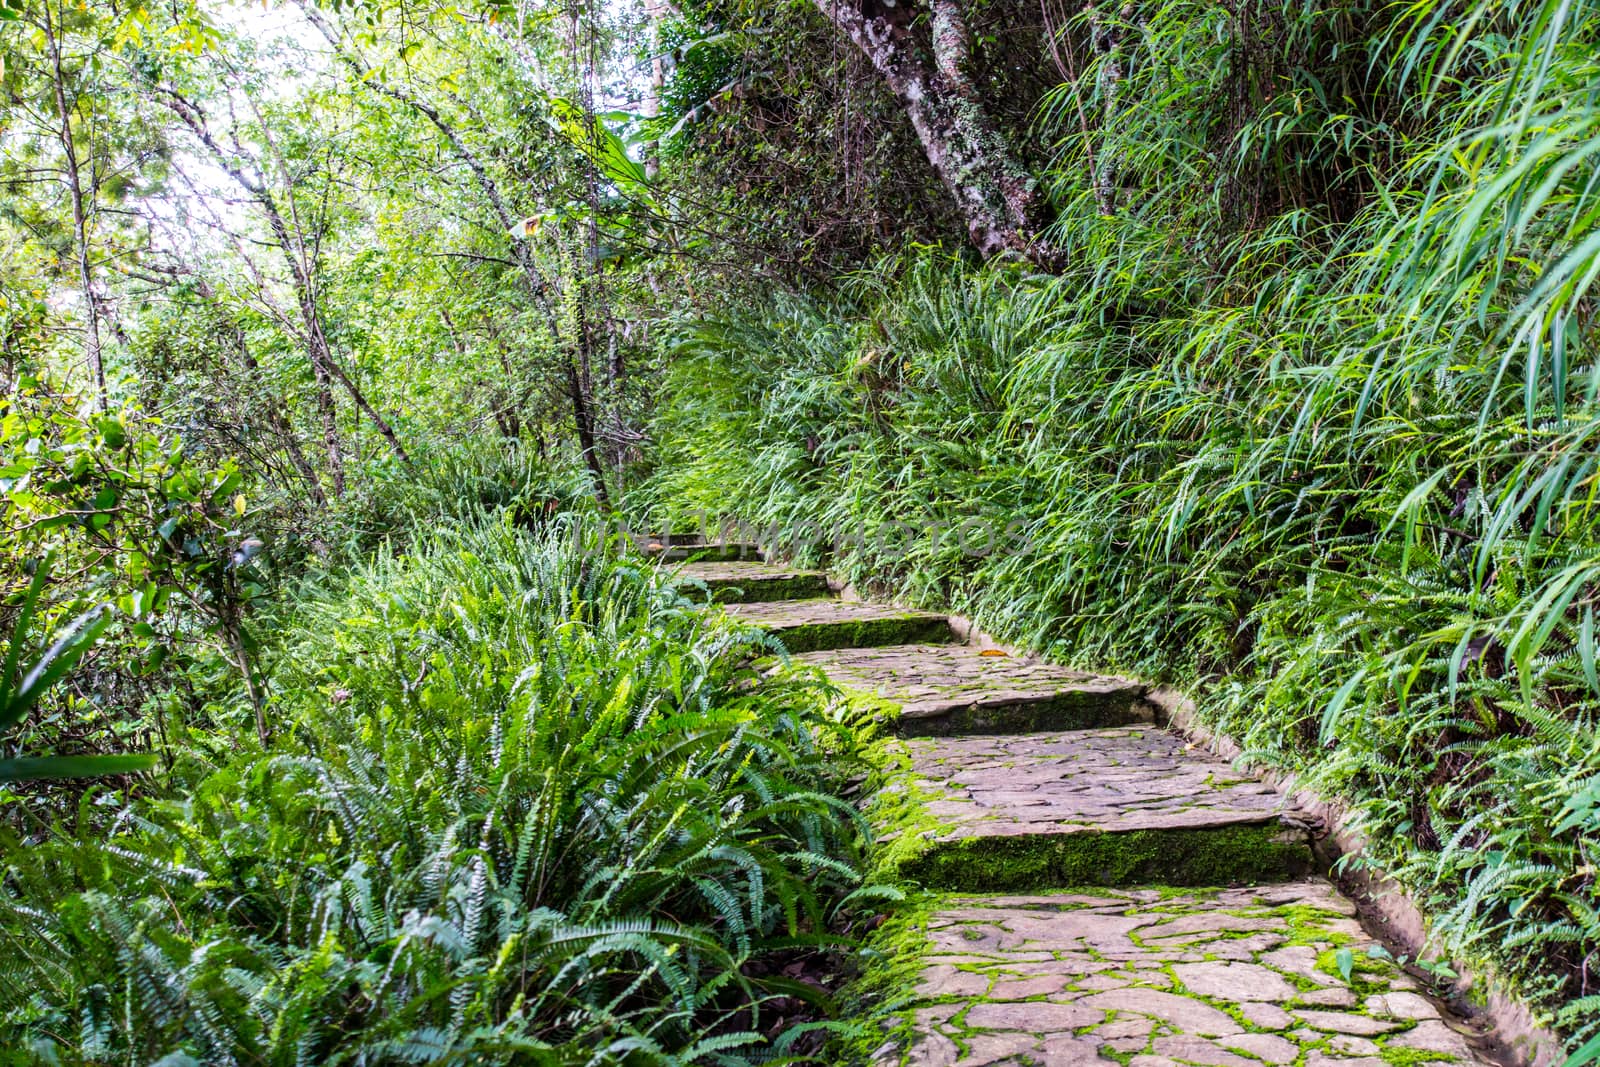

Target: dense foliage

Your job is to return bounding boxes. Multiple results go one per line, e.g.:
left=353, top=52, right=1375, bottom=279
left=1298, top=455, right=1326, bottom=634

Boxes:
left=3, top=518, right=873, bottom=1062
left=5, top=0, right=1599, bottom=1057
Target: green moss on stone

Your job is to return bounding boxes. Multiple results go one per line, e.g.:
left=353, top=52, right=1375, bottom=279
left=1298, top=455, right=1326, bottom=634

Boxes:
left=892, top=823, right=1314, bottom=891
left=708, top=573, right=830, bottom=603
left=772, top=612, right=952, bottom=653
left=1380, top=1047, right=1459, bottom=1066
left=825, top=891, right=940, bottom=1066
left=793, top=671, right=1145, bottom=743
left=893, top=689, right=1147, bottom=737
left=651, top=544, right=761, bottom=563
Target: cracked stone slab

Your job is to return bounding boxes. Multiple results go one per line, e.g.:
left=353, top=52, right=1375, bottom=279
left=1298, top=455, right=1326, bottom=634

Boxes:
left=874, top=882, right=1495, bottom=1067
left=673, top=561, right=829, bottom=603
left=789, top=643, right=1150, bottom=736
left=885, top=729, right=1313, bottom=888
left=726, top=599, right=952, bottom=653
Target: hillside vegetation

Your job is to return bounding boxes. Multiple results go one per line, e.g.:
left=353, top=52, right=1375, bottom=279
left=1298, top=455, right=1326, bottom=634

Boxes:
left=3, top=0, right=1599, bottom=1060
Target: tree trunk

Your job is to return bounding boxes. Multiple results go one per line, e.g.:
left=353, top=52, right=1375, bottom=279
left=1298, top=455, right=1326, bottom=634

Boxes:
left=200, top=282, right=330, bottom=508
left=42, top=9, right=107, bottom=408
left=565, top=353, right=611, bottom=510
left=643, top=0, right=672, bottom=180
left=814, top=0, right=1053, bottom=262
left=1089, top=2, right=1132, bottom=216
left=312, top=359, right=345, bottom=496
left=567, top=14, right=626, bottom=478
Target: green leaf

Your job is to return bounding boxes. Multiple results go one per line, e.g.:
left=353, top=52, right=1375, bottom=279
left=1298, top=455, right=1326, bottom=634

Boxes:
left=1, top=608, right=114, bottom=732
left=547, top=95, right=649, bottom=191
left=1318, top=669, right=1367, bottom=745
left=0, top=555, right=52, bottom=715
left=1564, top=1031, right=1600, bottom=1067
left=0, top=752, right=158, bottom=782
left=97, top=417, right=126, bottom=449
left=1334, top=946, right=1355, bottom=984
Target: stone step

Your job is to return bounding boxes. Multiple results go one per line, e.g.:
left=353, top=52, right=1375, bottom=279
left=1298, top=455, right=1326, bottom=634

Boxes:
left=673, top=560, right=829, bottom=603
left=882, top=728, right=1314, bottom=890
left=789, top=643, right=1149, bottom=736
left=636, top=530, right=762, bottom=562
left=726, top=599, right=952, bottom=653
left=874, top=881, right=1494, bottom=1067
left=643, top=541, right=761, bottom=562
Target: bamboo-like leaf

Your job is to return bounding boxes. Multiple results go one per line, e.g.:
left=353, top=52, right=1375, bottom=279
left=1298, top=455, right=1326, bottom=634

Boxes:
left=0, top=753, right=159, bottom=782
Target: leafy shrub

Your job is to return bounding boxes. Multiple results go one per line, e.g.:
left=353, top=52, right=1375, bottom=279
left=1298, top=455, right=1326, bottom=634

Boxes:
left=0, top=517, right=873, bottom=1063
left=2, top=378, right=267, bottom=814
left=318, top=440, right=600, bottom=563
left=0, top=555, right=154, bottom=784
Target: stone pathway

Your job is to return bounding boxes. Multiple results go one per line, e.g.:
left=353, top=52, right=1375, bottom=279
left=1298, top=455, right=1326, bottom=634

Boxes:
left=676, top=559, right=828, bottom=603
left=664, top=554, right=1501, bottom=1066
left=890, top=729, right=1314, bottom=890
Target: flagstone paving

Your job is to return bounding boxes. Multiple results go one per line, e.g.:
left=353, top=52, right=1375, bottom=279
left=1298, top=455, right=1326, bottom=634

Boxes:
left=790, top=643, right=1148, bottom=735
left=872, top=883, right=1494, bottom=1066
left=725, top=598, right=953, bottom=652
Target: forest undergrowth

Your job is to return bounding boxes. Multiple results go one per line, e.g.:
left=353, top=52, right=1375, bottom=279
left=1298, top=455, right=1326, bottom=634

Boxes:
left=1, top=505, right=882, bottom=1063
left=6, top=0, right=1600, bottom=1057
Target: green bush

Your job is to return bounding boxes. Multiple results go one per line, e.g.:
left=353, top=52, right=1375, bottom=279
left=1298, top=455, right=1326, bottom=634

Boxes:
left=0, top=517, right=874, bottom=1063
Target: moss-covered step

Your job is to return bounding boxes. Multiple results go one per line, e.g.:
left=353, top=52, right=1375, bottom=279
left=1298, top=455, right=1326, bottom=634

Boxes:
left=790, top=643, right=1149, bottom=736
left=642, top=539, right=761, bottom=563
left=725, top=599, right=952, bottom=652
left=881, top=728, right=1314, bottom=890
left=673, top=560, right=829, bottom=603
left=867, top=882, right=1495, bottom=1066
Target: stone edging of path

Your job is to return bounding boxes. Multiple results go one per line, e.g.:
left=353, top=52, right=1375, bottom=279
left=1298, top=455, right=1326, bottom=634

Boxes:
left=1147, top=685, right=1567, bottom=1067
left=784, top=568, right=1568, bottom=1063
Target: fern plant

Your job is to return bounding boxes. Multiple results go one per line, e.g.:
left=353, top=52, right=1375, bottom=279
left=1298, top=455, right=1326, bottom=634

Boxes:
left=0, top=517, right=877, bottom=1063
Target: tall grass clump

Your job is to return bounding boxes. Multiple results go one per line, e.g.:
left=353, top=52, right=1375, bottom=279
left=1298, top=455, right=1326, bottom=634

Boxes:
left=0, top=516, right=874, bottom=1063
left=645, top=0, right=1600, bottom=1041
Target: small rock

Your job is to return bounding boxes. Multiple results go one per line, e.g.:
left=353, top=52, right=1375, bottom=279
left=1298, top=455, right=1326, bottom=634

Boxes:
left=1239, top=1002, right=1295, bottom=1030
left=987, top=974, right=1065, bottom=999
left=1151, top=1035, right=1260, bottom=1067
left=1387, top=1019, right=1478, bottom=1056
left=1297, top=985, right=1358, bottom=1008
left=1363, top=991, right=1440, bottom=1020
left=1291, top=1009, right=1400, bottom=1037
left=1171, top=961, right=1298, bottom=1001
left=1078, top=988, right=1241, bottom=1037
left=1223, top=1033, right=1299, bottom=1064
left=1329, top=1034, right=1381, bottom=1055
left=964, top=1001, right=1098, bottom=1031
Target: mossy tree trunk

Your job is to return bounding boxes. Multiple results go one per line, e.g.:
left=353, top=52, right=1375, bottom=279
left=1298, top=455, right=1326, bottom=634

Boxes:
left=814, top=0, right=1054, bottom=263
